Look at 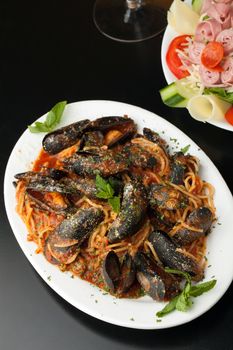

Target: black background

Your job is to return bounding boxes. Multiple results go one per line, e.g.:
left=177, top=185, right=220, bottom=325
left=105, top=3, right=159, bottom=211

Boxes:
left=1, top=1, right=233, bottom=349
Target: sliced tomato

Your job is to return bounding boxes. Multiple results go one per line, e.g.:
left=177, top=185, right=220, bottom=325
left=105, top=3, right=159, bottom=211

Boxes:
left=225, top=106, right=233, bottom=126
left=201, top=42, right=224, bottom=69
left=166, top=35, right=191, bottom=79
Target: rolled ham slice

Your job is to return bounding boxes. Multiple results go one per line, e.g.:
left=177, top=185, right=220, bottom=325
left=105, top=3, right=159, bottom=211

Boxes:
left=221, top=57, right=233, bottom=84
left=188, top=41, right=205, bottom=64
left=216, top=28, right=233, bottom=54
left=199, top=65, right=221, bottom=86
left=201, top=1, right=231, bottom=29
left=195, top=19, right=222, bottom=42
left=201, top=0, right=213, bottom=14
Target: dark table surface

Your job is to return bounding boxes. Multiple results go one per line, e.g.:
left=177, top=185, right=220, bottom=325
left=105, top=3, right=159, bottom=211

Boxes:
left=1, top=1, right=233, bottom=349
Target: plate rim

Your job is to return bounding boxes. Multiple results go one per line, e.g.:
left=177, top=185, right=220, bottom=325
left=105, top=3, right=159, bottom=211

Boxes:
left=4, top=99, right=233, bottom=329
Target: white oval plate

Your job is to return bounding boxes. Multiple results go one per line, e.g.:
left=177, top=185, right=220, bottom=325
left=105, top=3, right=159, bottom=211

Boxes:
left=4, top=100, right=233, bottom=329
left=161, top=1, right=233, bottom=132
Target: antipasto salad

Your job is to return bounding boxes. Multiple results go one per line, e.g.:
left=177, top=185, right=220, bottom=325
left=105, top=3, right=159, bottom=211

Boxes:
left=160, top=0, right=233, bottom=126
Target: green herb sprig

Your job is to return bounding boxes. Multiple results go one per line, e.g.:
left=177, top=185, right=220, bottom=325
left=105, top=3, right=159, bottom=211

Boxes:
left=28, top=101, right=67, bottom=133
left=95, top=175, right=121, bottom=213
left=180, top=144, right=190, bottom=154
left=204, top=87, right=233, bottom=104
left=156, top=268, right=217, bottom=318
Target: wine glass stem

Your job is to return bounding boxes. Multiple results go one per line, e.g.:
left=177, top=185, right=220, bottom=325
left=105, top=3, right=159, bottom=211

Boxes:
left=126, top=0, right=143, bottom=10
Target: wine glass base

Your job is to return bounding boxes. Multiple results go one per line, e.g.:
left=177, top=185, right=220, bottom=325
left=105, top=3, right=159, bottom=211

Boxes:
left=93, top=0, right=167, bottom=43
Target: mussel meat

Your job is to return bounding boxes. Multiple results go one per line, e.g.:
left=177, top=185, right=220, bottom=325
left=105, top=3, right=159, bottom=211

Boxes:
left=88, top=116, right=136, bottom=147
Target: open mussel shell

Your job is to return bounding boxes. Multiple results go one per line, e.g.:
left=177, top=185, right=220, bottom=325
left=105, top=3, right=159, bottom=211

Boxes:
left=102, top=251, right=121, bottom=293
left=169, top=162, right=186, bottom=185
left=46, top=168, right=68, bottom=180
left=148, top=230, right=203, bottom=280
left=42, top=119, right=90, bottom=155
left=43, top=208, right=104, bottom=265
left=172, top=207, right=213, bottom=246
left=134, top=252, right=180, bottom=301
left=143, top=127, right=168, bottom=151
left=26, top=188, right=73, bottom=216
left=67, top=151, right=129, bottom=177
left=148, top=184, right=188, bottom=211
left=55, top=207, right=104, bottom=243
left=107, top=181, right=147, bottom=243
left=44, top=240, right=60, bottom=265
left=118, top=253, right=136, bottom=294
left=60, top=177, right=98, bottom=199
left=15, top=171, right=77, bottom=195
left=46, top=239, right=80, bottom=265
left=88, top=116, right=136, bottom=143
left=79, top=131, right=104, bottom=152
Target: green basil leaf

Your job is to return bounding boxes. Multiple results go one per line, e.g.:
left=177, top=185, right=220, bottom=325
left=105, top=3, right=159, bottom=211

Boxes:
left=96, top=175, right=108, bottom=193
left=164, top=268, right=191, bottom=283
left=96, top=191, right=112, bottom=199
left=51, top=100, right=67, bottom=124
left=156, top=295, right=179, bottom=318
left=189, top=279, right=217, bottom=297
left=108, top=196, right=121, bottom=213
left=45, top=110, right=56, bottom=128
left=28, top=121, right=50, bottom=133
left=28, top=100, right=67, bottom=133
left=106, top=183, right=114, bottom=198
left=28, top=125, right=41, bottom=133
left=176, top=282, right=192, bottom=312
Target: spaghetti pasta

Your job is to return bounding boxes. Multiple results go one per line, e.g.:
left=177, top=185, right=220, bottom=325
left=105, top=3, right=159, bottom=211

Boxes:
left=15, top=117, right=216, bottom=299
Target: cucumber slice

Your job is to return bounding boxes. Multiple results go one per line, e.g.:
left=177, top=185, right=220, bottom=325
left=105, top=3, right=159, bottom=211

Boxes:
left=192, top=0, right=203, bottom=14
left=160, top=79, right=198, bottom=108
left=159, top=82, right=188, bottom=108
left=175, top=79, right=197, bottom=100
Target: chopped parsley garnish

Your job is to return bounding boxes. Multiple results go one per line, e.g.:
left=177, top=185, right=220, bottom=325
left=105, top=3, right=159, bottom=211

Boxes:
left=96, top=175, right=121, bottom=213
left=156, top=269, right=216, bottom=318
left=28, top=101, right=67, bottom=133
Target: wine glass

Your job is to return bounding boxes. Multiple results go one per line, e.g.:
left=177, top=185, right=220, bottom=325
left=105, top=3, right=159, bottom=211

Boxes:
left=93, top=0, right=170, bottom=43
